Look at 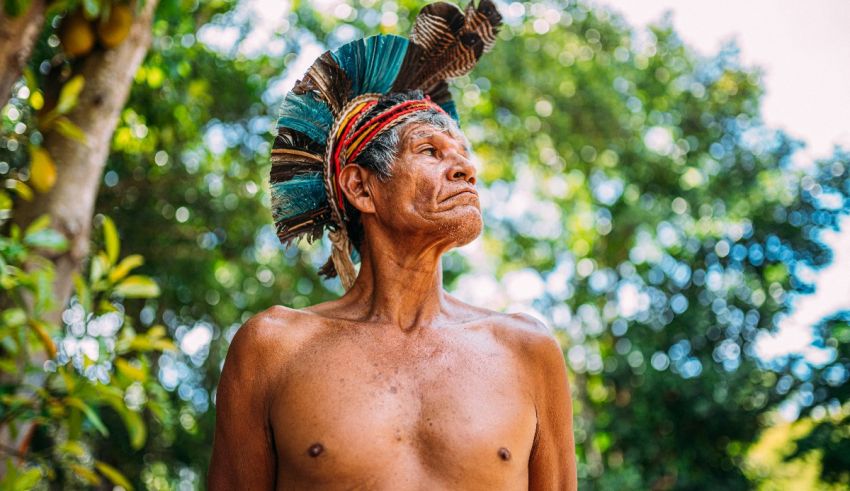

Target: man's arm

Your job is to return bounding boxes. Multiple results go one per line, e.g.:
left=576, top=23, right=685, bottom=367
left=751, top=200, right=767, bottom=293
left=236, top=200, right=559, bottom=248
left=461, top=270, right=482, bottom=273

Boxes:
left=520, top=315, right=578, bottom=491
left=207, top=312, right=280, bottom=490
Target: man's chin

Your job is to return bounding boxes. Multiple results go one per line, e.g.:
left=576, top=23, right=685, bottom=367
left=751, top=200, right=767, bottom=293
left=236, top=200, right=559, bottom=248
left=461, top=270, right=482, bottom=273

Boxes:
left=442, top=211, right=483, bottom=246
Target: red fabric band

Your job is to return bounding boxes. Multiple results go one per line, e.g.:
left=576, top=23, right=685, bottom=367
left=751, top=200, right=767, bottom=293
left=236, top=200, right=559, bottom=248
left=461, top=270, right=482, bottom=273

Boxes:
left=331, top=97, right=447, bottom=214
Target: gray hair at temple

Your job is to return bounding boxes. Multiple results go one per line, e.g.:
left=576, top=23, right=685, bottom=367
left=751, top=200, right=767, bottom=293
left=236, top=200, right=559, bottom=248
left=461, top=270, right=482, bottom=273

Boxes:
left=353, top=92, right=469, bottom=183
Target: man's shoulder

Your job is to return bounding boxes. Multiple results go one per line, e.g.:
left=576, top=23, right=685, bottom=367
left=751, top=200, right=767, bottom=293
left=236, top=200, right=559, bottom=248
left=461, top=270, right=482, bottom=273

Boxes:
left=496, top=311, right=561, bottom=350
left=225, top=305, right=322, bottom=371
left=481, top=312, right=569, bottom=405
left=471, top=310, right=565, bottom=373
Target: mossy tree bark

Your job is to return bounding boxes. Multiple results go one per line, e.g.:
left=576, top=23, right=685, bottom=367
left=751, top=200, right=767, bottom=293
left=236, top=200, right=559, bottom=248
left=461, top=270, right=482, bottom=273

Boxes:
left=0, top=0, right=47, bottom=108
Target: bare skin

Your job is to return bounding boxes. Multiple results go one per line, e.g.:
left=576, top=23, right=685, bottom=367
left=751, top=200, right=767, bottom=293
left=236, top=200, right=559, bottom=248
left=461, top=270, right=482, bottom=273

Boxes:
left=208, top=121, right=578, bottom=490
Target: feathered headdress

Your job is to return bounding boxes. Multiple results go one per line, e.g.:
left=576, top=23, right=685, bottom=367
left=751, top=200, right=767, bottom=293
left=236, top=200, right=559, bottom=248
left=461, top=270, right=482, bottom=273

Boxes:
left=269, top=1, right=502, bottom=290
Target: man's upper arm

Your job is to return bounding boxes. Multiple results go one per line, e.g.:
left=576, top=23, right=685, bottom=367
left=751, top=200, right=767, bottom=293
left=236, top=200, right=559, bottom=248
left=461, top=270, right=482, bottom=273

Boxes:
left=208, top=310, right=282, bottom=490
left=516, top=314, right=578, bottom=491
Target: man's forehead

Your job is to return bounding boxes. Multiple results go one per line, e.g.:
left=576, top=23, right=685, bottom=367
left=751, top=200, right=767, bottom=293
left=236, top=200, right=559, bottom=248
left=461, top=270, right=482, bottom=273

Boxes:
left=402, top=122, right=470, bottom=149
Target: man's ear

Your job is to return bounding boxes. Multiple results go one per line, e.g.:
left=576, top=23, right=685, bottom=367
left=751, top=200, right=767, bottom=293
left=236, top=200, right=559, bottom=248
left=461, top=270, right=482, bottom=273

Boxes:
left=338, top=164, right=376, bottom=215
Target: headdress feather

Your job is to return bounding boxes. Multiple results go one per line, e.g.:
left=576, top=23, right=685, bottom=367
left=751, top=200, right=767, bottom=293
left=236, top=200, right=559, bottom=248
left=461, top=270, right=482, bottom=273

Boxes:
left=269, top=1, right=502, bottom=288
left=392, top=0, right=502, bottom=94
left=276, top=92, right=334, bottom=144
left=331, top=35, right=410, bottom=96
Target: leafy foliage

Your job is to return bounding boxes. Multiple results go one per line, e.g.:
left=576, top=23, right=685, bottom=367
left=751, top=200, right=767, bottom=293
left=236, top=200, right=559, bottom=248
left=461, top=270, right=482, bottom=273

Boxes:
left=0, top=191, right=177, bottom=488
left=1, top=0, right=849, bottom=489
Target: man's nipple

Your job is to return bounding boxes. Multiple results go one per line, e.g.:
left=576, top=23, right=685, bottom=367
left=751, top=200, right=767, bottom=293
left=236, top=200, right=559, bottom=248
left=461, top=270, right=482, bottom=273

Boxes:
left=307, top=443, right=324, bottom=457
left=498, top=447, right=511, bottom=461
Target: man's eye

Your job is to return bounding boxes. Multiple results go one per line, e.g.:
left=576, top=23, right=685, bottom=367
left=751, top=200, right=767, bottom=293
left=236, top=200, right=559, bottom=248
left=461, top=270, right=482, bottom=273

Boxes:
left=420, top=146, right=437, bottom=156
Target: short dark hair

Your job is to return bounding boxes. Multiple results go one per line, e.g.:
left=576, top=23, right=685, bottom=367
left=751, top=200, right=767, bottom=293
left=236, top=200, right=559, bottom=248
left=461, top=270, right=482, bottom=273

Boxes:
left=342, top=91, right=462, bottom=252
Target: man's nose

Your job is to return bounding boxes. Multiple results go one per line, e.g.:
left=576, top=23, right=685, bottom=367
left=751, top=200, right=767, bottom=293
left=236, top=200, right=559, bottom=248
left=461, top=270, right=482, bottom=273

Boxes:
left=446, top=151, right=477, bottom=185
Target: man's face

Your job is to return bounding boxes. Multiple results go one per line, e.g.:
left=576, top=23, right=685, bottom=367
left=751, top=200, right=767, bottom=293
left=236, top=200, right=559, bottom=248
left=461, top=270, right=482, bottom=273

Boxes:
left=366, top=121, right=482, bottom=249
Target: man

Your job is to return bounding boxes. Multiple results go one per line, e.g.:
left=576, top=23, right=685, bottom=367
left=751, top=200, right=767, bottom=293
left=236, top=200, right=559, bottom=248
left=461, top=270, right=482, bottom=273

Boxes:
left=208, top=2, right=577, bottom=489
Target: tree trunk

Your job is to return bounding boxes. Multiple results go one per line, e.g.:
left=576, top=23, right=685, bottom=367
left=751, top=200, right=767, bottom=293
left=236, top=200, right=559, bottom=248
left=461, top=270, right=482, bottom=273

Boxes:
left=0, top=0, right=46, bottom=108
left=13, top=0, right=159, bottom=326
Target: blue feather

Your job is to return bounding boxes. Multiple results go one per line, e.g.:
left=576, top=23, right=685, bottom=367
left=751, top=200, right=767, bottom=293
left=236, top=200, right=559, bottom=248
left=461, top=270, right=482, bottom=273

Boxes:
left=331, top=35, right=409, bottom=96
left=270, top=172, right=327, bottom=220
left=277, top=92, right=333, bottom=144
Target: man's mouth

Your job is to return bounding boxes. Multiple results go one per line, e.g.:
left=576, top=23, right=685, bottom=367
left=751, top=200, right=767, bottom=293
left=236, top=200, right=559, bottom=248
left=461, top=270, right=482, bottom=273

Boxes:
left=442, top=190, right=479, bottom=203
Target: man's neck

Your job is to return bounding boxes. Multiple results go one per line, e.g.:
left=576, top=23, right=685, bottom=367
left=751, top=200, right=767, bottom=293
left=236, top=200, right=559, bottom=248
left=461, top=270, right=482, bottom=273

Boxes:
left=341, top=230, right=449, bottom=332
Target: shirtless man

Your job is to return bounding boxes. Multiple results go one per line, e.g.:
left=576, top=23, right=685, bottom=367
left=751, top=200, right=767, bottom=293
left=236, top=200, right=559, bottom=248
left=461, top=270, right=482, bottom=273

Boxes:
left=207, top=104, right=578, bottom=489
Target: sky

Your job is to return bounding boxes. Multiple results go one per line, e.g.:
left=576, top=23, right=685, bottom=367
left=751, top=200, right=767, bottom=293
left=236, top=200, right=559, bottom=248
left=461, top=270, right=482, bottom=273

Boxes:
left=594, top=0, right=850, bottom=363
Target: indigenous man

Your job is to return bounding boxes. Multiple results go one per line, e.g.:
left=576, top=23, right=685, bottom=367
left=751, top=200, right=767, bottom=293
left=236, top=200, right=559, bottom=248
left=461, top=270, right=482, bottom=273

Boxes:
left=208, top=2, right=577, bottom=490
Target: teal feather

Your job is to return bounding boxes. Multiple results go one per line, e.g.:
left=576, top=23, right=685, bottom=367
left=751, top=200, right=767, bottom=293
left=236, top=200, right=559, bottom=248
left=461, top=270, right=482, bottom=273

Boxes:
left=439, top=100, right=459, bottom=122
left=277, top=92, right=333, bottom=144
left=270, top=172, right=327, bottom=221
left=331, top=35, right=409, bottom=96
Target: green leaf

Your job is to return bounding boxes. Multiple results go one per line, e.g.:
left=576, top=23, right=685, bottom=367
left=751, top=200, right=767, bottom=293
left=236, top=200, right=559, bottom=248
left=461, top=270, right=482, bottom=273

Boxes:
left=0, top=359, right=18, bottom=374
left=108, top=254, right=144, bottom=283
left=7, top=465, right=43, bottom=491
left=97, top=297, right=119, bottom=313
left=89, top=251, right=110, bottom=284
left=73, top=272, right=91, bottom=312
left=1, top=308, right=27, bottom=327
left=23, top=67, right=37, bottom=93
left=44, top=0, right=71, bottom=16
left=23, top=213, right=51, bottom=238
left=122, top=408, right=146, bottom=449
left=59, top=366, right=76, bottom=393
left=58, top=441, right=88, bottom=458
left=101, top=215, right=119, bottom=265
left=28, top=318, right=57, bottom=359
left=124, top=329, right=177, bottom=353
left=115, top=358, right=147, bottom=382
left=103, top=395, right=147, bottom=450
left=94, top=460, right=133, bottom=490
left=65, top=397, right=109, bottom=437
left=147, top=325, right=167, bottom=338
left=5, top=179, right=33, bottom=201
left=54, top=116, right=89, bottom=145
left=113, top=275, right=160, bottom=298
left=0, top=190, right=11, bottom=211
left=70, top=464, right=101, bottom=486
left=55, top=75, right=85, bottom=115
left=22, top=229, right=68, bottom=252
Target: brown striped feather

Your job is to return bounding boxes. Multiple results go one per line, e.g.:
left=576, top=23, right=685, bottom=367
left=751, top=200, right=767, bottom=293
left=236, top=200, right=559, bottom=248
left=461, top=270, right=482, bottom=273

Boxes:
left=392, top=0, right=502, bottom=94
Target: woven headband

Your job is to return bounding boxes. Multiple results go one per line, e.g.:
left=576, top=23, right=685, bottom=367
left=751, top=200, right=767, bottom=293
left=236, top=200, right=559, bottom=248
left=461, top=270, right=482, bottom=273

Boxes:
left=328, top=96, right=448, bottom=221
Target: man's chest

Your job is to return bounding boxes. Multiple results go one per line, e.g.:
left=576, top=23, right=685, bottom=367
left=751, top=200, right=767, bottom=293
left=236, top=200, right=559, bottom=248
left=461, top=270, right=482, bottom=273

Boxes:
left=268, top=328, right=538, bottom=488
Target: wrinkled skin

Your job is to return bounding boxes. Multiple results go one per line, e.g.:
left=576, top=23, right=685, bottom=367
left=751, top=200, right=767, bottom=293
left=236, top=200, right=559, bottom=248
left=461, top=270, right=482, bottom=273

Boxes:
left=208, top=122, right=577, bottom=490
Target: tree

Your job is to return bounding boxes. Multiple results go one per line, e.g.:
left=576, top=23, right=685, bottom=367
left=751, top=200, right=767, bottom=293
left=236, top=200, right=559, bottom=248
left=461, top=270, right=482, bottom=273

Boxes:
left=0, top=0, right=47, bottom=108
left=0, top=204, right=178, bottom=487
left=783, top=311, right=850, bottom=483
left=6, top=0, right=159, bottom=326
left=3, top=0, right=848, bottom=488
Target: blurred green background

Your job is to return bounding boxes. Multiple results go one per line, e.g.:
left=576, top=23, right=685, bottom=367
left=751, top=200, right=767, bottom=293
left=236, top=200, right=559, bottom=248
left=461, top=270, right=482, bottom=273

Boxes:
left=1, top=0, right=849, bottom=489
